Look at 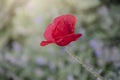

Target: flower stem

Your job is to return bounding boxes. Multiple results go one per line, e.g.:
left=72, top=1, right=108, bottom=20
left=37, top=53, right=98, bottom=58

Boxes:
left=65, top=47, right=104, bottom=80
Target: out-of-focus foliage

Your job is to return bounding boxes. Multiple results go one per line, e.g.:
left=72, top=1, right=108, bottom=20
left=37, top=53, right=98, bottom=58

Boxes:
left=0, top=0, right=120, bottom=80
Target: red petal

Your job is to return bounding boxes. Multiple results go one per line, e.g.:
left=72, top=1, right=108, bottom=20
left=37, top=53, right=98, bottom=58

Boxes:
left=62, top=14, right=76, bottom=33
left=44, top=24, right=55, bottom=41
left=40, top=41, right=54, bottom=46
left=52, top=14, right=76, bottom=38
left=55, top=33, right=82, bottom=46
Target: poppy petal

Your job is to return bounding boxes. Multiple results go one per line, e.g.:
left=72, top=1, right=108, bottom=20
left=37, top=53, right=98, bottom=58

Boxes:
left=54, top=14, right=76, bottom=33
left=44, top=23, right=55, bottom=41
left=52, top=14, right=76, bottom=38
left=55, top=33, right=82, bottom=46
left=40, top=41, right=54, bottom=46
left=62, top=14, right=76, bottom=33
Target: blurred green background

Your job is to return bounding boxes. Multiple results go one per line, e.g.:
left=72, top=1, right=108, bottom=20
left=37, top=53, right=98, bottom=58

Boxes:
left=0, top=0, right=120, bottom=80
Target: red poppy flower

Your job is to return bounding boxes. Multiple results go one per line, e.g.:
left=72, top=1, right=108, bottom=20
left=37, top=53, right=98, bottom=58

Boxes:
left=40, top=14, right=82, bottom=46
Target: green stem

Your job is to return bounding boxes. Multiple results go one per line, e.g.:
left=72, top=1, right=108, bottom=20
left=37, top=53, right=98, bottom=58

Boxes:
left=65, top=47, right=104, bottom=80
